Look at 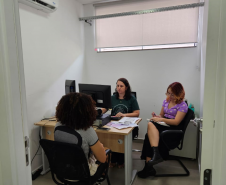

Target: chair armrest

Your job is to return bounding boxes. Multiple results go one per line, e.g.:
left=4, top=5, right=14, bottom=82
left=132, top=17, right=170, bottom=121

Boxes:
left=105, top=149, right=111, bottom=164
left=96, top=149, right=111, bottom=165
left=160, top=130, right=184, bottom=150
left=105, top=149, right=111, bottom=155
left=96, top=149, right=112, bottom=183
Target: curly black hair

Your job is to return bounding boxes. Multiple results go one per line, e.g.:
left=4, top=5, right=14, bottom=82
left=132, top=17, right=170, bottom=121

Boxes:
left=55, top=92, right=97, bottom=130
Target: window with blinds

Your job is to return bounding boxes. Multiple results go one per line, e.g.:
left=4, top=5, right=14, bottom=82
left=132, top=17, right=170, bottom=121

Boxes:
left=95, top=0, right=200, bottom=52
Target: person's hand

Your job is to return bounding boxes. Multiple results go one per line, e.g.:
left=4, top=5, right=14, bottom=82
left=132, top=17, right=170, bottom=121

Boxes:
left=152, top=112, right=157, bottom=117
left=150, top=117, right=163, bottom=122
left=115, top=112, right=125, bottom=117
left=152, top=112, right=161, bottom=118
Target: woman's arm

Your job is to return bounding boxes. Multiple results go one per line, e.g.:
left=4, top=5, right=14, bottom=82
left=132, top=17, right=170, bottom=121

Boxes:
left=101, top=108, right=107, bottom=114
left=159, top=106, right=164, bottom=117
left=161, top=111, right=186, bottom=125
left=151, top=111, right=186, bottom=126
left=116, top=110, right=140, bottom=117
left=90, top=141, right=106, bottom=163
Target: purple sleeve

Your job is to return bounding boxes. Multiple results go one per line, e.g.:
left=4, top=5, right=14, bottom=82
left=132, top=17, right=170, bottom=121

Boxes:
left=162, top=100, right=166, bottom=107
left=178, top=102, right=188, bottom=113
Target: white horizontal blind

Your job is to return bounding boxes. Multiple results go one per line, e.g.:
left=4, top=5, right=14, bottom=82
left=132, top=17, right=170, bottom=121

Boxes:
left=95, top=0, right=200, bottom=48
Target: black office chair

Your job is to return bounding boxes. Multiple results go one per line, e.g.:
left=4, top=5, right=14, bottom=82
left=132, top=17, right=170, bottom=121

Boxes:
left=154, top=108, right=195, bottom=177
left=40, top=139, right=111, bottom=185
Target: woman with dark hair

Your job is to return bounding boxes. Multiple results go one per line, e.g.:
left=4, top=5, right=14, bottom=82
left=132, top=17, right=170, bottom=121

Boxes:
left=102, top=78, right=140, bottom=168
left=55, top=93, right=107, bottom=181
left=137, top=82, right=188, bottom=178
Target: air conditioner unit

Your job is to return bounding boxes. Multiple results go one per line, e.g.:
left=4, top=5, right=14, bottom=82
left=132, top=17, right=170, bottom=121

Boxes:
left=19, top=0, right=59, bottom=13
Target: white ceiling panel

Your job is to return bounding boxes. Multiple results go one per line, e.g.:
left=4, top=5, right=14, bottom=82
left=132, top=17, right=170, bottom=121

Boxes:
left=76, top=0, right=130, bottom=5
left=76, top=0, right=108, bottom=5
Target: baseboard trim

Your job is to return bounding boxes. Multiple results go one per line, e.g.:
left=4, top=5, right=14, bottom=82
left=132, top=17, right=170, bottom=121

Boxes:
left=32, top=165, right=43, bottom=174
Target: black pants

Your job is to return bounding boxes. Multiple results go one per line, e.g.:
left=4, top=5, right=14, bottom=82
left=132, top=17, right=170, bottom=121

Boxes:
left=140, top=121, right=180, bottom=160
left=111, top=152, right=124, bottom=165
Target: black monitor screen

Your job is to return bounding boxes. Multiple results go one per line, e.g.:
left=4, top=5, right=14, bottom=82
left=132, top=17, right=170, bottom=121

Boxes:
left=65, top=80, right=76, bottom=95
left=78, top=84, right=111, bottom=109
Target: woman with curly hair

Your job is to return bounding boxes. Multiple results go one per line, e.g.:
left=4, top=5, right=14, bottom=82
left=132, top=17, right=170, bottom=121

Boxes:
left=54, top=92, right=106, bottom=181
left=138, top=82, right=188, bottom=178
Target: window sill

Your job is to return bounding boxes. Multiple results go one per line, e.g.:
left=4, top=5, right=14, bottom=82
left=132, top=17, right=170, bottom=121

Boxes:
left=96, top=43, right=197, bottom=53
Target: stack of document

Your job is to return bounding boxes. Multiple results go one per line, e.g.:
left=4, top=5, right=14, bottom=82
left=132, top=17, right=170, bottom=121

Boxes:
left=118, top=117, right=140, bottom=124
left=106, top=117, right=140, bottom=130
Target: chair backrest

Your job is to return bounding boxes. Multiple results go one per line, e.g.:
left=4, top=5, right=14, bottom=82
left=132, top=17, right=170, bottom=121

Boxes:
left=178, top=108, right=195, bottom=132
left=54, top=125, right=82, bottom=146
left=177, top=108, right=195, bottom=149
left=131, top=92, right=137, bottom=98
left=40, top=138, right=90, bottom=184
left=160, top=108, right=195, bottom=151
left=113, top=91, right=137, bottom=98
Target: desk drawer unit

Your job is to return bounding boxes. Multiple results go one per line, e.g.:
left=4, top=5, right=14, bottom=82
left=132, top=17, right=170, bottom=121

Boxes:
left=97, top=132, right=125, bottom=153
left=43, top=127, right=55, bottom=141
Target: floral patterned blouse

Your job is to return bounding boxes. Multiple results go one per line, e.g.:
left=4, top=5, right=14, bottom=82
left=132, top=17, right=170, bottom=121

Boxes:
left=162, top=100, right=188, bottom=119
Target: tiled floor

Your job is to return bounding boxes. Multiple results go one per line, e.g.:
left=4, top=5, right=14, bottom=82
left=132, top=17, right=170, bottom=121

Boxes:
left=33, top=140, right=200, bottom=185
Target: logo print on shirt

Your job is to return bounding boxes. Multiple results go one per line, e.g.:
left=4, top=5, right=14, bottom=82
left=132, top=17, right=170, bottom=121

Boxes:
left=112, top=104, right=128, bottom=116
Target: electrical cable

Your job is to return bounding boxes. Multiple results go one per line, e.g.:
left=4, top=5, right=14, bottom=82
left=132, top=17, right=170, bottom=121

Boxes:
left=31, top=144, right=41, bottom=164
left=31, top=118, right=57, bottom=180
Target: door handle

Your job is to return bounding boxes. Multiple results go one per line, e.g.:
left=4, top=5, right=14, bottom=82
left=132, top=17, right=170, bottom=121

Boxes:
left=191, top=118, right=203, bottom=127
left=24, top=136, right=29, bottom=166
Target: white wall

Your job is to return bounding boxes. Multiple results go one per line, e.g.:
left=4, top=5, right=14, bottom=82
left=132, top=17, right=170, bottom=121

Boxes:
left=19, top=0, right=85, bottom=172
left=83, top=4, right=201, bottom=139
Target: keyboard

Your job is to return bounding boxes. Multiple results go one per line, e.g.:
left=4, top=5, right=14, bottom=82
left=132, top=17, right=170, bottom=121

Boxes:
left=111, top=116, right=122, bottom=121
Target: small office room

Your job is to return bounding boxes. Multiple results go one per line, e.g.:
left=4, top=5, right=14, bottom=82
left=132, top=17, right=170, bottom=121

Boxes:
left=1, top=0, right=226, bottom=185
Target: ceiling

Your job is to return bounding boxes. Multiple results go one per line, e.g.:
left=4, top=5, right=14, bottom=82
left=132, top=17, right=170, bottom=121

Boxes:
left=76, top=0, right=108, bottom=5
left=76, top=0, right=129, bottom=5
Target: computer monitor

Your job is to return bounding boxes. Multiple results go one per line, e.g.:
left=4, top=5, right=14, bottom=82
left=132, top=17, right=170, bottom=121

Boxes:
left=65, top=80, right=76, bottom=94
left=79, top=83, right=111, bottom=109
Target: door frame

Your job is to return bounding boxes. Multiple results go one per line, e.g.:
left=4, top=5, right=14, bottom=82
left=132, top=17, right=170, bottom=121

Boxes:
left=200, top=0, right=226, bottom=184
left=0, top=0, right=31, bottom=184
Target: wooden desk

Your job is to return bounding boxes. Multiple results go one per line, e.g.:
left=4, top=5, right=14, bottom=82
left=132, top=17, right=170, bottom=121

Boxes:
left=35, top=118, right=142, bottom=185
left=94, top=119, right=141, bottom=153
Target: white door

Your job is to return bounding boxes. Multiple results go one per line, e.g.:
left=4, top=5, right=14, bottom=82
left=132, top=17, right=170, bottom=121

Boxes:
left=200, top=0, right=226, bottom=184
left=0, top=0, right=31, bottom=184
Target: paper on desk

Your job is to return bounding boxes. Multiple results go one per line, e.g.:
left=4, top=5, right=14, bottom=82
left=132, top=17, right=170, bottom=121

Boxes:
left=106, top=121, right=138, bottom=130
left=118, top=117, right=140, bottom=124
left=106, top=121, right=119, bottom=127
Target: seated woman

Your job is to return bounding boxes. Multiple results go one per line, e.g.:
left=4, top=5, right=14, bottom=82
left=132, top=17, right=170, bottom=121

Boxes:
left=137, top=82, right=188, bottom=178
left=102, top=78, right=140, bottom=168
left=54, top=92, right=107, bottom=183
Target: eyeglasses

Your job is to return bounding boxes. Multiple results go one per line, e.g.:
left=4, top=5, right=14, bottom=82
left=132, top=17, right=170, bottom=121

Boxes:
left=165, top=92, right=174, bottom=97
